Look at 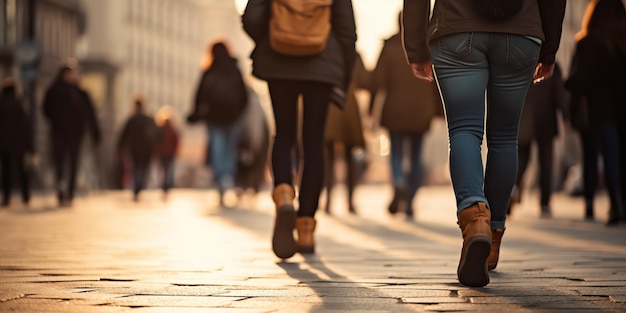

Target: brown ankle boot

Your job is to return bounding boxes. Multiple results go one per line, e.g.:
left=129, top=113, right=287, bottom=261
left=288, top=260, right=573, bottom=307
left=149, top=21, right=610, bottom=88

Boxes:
left=296, top=217, right=316, bottom=254
left=488, top=228, right=505, bottom=271
left=457, top=202, right=492, bottom=287
left=272, top=184, right=297, bottom=259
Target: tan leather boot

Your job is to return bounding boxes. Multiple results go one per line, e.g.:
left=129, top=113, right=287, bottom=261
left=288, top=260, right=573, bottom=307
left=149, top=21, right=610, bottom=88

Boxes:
left=272, top=184, right=297, bottom=259
left=488, top=228, right=505, bottom=271
left=296, top=217, right=316, bottom=254
left=457, top=202, right=492, bottom=287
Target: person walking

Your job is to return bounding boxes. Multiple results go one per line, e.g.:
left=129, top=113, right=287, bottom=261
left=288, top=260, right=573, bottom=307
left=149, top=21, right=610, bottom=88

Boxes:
left=155, top=107, right=180, bottom=198
left=118, top=98, right=160, bottom=202
left=511, top=64, right=568, bottom=218
left=242, top=0, right=356, bottom=259
left=324, top=53, right=369, bottom=215
left=403, top=0, right=566, bottom=286
left=371, top=17, right=442, bottom=219
left=565, top=0, right=626, bottom=225
left=0, top=78, right=32, bottom=207
left=43, top=65, right=101, bottom=207
left=188, top=42, right=248, bottom=207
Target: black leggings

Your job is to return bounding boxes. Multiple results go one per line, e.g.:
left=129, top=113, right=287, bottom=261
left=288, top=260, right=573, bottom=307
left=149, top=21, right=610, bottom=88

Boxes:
left=1, top=153, right=30, bottom=205
left=516, top=135, right=553, bottom=206
left=268, top=80, right=331, bottom=217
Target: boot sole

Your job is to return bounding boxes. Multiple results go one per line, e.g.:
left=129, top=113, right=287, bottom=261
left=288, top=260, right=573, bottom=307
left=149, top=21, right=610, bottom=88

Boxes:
left=272, top=205, right=297, bottom=259
left=458, top=234, right=491, bottom=287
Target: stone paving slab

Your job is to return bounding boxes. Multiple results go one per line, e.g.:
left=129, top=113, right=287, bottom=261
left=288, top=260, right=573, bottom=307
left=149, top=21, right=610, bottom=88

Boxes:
left=1, top=187, right=625, bottom=312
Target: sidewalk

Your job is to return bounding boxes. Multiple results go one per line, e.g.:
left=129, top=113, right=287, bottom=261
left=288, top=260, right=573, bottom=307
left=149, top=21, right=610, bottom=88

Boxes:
left=1, top=185, right=625, bottom=312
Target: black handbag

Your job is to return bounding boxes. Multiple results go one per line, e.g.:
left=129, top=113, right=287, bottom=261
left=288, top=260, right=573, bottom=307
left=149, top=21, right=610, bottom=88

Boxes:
left=474, top=0, right=524, bottom=22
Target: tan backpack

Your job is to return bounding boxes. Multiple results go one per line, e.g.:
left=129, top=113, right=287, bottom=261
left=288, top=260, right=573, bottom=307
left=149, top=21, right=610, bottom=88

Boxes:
left=269, top=0, right=333, bottom=56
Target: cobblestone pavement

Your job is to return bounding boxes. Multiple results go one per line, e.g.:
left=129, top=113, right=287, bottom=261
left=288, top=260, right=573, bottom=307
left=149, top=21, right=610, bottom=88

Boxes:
left=1, top=185, right=625, bottom=312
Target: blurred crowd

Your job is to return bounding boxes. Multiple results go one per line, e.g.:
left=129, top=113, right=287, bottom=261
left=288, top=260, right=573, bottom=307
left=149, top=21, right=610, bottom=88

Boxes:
left=0, top=0, right=624, bottom=228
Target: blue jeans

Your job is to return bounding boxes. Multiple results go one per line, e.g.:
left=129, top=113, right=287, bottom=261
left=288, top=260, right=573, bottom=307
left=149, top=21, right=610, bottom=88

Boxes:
left=432, top=32, right=540, bottom=229
left=160, top=157, right=175, bottom=192
left=389, top=131, right=424, bottom=202
left=133, top=165, right=148, bottom=197
left=209, top=123, right=244, bottom=192
left=581, top=122, right=623, bottom=213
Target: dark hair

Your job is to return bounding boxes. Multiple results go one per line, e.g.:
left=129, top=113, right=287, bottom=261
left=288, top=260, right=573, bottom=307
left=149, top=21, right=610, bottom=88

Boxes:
left=56, top=66, right=75, bottom=81
left=587, top=0, right=626, bottom=36
left=1, top=77, right=16, bottom=95
left=211, top=42, right=230, bottom=59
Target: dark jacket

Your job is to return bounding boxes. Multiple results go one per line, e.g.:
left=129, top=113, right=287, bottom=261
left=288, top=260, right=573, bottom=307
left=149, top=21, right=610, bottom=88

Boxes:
left=242, top=0, right=357, bottom=89
left=190, top=56, right=248, bottom=127
left=43, top=80, right=101, bottom=143
left=0, top=86, right=33, bottom=154
left=519, top=64, right=567, bottom=143
left=119, top=113, right=160, bottom=165
left=566, top=34, right=626, bottom=127
left=372, top=33, right=442, bottom=133
left=403, top=0, right=566, bottom=65
left=325, top=54, right=368, bottom=146
left=157, top=122, right=179, bottom=159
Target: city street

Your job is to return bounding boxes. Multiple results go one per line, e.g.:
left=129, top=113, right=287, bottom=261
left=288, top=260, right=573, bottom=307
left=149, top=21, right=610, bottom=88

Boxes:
left=1, top=185, right=625, bottom=312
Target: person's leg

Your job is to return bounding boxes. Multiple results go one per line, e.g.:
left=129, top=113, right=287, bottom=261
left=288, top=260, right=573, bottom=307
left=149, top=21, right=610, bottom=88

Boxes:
left=406, top=132, right=425, bottom=217
left=345, top=144, right=357, bottom=214
left=595, top=122, right=624, bottom=224
left=581, top=129, right=598, bottom=219
left=513, top=138, right=532, bottom=205
left=298, top=82, right=331, bottom=218
left=132, top=162, right=147, bottom=201
left=484, top=33, right=539, bottom=230
left=16, top=153, right=30, bottom=205
left=208, top=126, right=228, bottom=193
left=268, top=80, right=299, bottom=187
left=432, top=32, right=492, bottom=287
left=267, top=80, right=300, bottom=259
left=51, top=136, right=66, bottom=204
left=1, top=154, right=11, bottom=206
left=618, top=123, right=626, bottom=213
left=537, top=135, right=554, bottom=213
left=223, top=121, right=246, bottom=192
left=432, top=33, right=490, bottom=213
left=323, top=143, right=334, bottom=214
left=387, top=131, right=405, bottom=214
left=66, top=140, right=81, bottom=204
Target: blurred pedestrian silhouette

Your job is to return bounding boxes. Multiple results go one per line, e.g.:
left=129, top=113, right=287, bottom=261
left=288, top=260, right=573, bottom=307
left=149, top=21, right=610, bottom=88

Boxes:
left=510, top=64, right=568, bottom=218
left=118, top=97, right=160, bottom=202
left=372, top=16, right=442, bottom=219
left=565, top=0, right=626, bottom=225
left=243, top=0, right=356, bottom=259
left=155, top=106, right=179, bottom=198
left=235, top=88, right=270, bottom=195
left=188, top=42, right=248, bottom=207
left=403, top=0, right=565, bottom=286
left=0, top=78, right=32, bottom=207
left=324, top=54, right=369, bottom=215
left=43, top=65, right=101, bottom=207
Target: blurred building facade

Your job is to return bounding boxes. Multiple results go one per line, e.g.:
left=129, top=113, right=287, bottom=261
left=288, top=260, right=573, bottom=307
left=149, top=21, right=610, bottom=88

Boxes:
left=77, top=0, right=247, bottom=188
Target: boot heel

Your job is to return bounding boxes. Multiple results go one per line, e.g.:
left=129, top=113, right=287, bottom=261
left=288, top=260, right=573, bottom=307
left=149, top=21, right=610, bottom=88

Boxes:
left=458, top=235, right=491, bottom=287
left=272, top=205, right=297, bottom=259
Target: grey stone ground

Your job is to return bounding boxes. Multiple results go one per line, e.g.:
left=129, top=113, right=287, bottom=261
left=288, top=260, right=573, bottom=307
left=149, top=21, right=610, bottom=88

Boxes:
left=1, top=185, right=625, bottom=312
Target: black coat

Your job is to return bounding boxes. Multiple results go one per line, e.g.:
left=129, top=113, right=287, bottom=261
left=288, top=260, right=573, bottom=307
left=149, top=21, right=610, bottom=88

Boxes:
left=190, top=56, right=248, bottom=127
left=519, top=64, right=567, bottom=142
left=43, top=80, right=101, bottom=143
left=566, top=34, right=626, bottom=127
left=242, top=0, right=357, bottom=89
left=118, top=113, right=160, bottom=166
left=0, top=88, right=33, bottom=154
